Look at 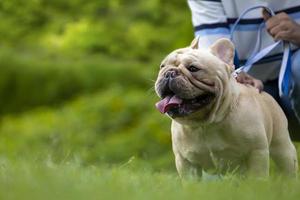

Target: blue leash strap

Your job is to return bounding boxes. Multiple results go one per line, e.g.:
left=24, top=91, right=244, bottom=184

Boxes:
left=242, top=41, right=281, bottom=72
left=279, top=42, right=292, bottom=97
left=230, top=5, right=292, bottom=97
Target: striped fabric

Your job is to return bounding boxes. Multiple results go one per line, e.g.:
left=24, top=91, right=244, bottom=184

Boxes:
left=187, top=0, right=300, bottom=81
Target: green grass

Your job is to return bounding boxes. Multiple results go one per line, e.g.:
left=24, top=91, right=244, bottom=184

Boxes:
left=0, top=159, right=300, bottom=200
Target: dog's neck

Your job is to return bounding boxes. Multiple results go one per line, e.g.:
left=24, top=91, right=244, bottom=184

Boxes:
left=210, top=76, right=239, bottom=123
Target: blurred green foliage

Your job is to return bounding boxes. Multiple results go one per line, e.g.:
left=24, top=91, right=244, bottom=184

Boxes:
left=0, top=0, right=192, bottom=59
left=0, top=88, right=174, bottom=170
left=0, top=0, right=194, bottom=170
left=0, top=48, right=152, bottom=113
left=0, top=0, right=193, bottom=114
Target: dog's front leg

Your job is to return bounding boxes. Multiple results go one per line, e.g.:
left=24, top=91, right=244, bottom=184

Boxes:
left=247, top=149, right=270, bottom=177
left=175, top=153, right=202, bottom=180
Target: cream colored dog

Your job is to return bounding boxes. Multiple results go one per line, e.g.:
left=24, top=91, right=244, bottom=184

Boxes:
left=155, top=38, right=298, bottom=178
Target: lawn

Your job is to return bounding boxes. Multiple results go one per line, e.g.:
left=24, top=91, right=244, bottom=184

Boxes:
left=0, top=159, right=300, bottom=200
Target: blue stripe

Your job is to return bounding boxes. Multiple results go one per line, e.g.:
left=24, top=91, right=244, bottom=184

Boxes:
left=227, top=18, right=263, bottom=25
left=277, top=5, right=300, bottom=15
left=189, top=0, right=221, bottom=2
left=197, top=11, right=300, bottom=34
left=195, top=27, right=230, bottom=36
left=290, top=12, right=300, bottom=19
left=239, top=49, right=299, bottom=65
left=227, top=5, right=300, bottom=25
left=196, top=23, right=261, bottom=33
left=229, top=12, right=300, bottom=32
left=239, top=56, right=280, bottom=66
left=229, top=24, right=260, bottom=31
left=194, top=23, right=229, bottom=31
left=253, top=56, right=281, bottom=65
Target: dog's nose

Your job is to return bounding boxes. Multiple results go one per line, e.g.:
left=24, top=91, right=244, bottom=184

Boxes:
left=164, top=69, right=179, bottom=79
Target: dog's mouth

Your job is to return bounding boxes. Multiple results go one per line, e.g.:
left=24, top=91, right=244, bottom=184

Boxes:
left=155, top=92, right=215, bottom=117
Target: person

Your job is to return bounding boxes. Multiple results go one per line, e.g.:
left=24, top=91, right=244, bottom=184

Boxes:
left=187, top=0, right=300, bottom=140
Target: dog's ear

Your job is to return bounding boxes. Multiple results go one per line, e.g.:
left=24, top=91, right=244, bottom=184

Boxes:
left=210, top=38, right=234, bottom=67
left=190, top=36, right=200, bottom=49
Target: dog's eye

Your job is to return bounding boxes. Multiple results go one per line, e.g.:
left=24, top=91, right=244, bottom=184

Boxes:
left=160, top=64, right=165, bottom=69
left=187, top=65, right=199, bottom=72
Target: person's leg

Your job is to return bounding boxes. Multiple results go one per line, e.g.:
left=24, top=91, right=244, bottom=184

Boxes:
left=263, top=78, right=300, bottom=141
left=263, top=79, right=280, bottom=101
left=286, top=49, right=300, bottom=140
left=263, top=79, right=293, bottom=117
left=290, top=49, right=300, bottom=121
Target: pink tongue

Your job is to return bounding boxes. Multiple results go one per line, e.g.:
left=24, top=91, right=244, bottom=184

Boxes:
left=155, top=95, right=183, bottom=114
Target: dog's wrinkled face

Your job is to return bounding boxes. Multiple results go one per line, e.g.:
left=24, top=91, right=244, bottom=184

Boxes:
left=155, top=38, right=235, bottom=120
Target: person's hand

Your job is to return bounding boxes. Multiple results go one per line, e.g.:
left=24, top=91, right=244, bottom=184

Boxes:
left=236, top=71, right=264, bottom=92
left=263, top=9, right=300, bottom=47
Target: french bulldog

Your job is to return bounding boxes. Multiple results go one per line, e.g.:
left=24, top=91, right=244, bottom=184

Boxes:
left=155, top=37, right=298, bottom=178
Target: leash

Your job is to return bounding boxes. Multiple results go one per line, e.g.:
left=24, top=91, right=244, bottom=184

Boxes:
left=230, top=5, right=292, bottom=97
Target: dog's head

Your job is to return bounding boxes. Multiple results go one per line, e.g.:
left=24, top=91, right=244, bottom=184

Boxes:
left=155, top=38, right=235, bottom=122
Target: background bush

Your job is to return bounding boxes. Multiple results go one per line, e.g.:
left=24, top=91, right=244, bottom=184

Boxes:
left=0, top=88, right=174, bottom=170
left=0, top=48, right=152, bottom=113
left=0, top=0, right=193, bottom=114
left=0, top=0, right=196, bottom=171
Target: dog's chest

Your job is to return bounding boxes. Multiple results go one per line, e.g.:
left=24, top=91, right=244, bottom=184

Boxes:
left=174, top=125, right=246, bottom=168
